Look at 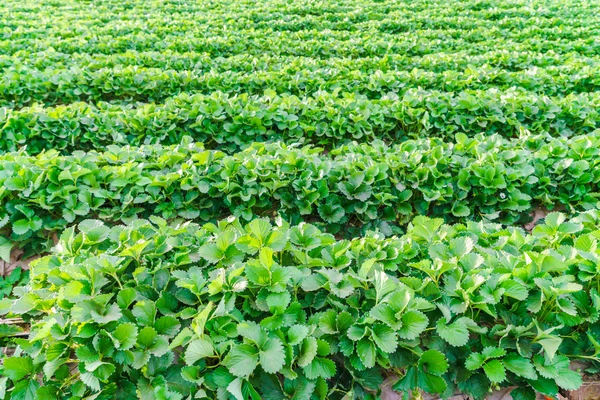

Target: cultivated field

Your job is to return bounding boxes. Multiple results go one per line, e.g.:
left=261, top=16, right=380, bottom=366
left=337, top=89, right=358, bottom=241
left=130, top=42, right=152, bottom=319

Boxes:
left=0, top=0, right=599, bottom=399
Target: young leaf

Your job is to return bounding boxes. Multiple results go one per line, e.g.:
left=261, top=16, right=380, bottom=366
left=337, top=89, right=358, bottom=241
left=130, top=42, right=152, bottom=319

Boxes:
left=502, top=354, right=537, bottom=380
left=111, top=323, right=138, bottom=350
left=224, top=344, right=259, bottom=378
left=419, top=350, right=448, bottom=376
left=397, top=310, right=428, bottom=340
left=356, top=338, right=377, bottom=368
left=3, top=357, right=33, bottom=381
left=436, top=317, right=469, bottom=347
left=483, top=360, right=506, bottom=383
left=259, top=338, right=285, bottom=374
left=303, top=358, right=336, bottom=380
left=185, top=338, right=214, bottom=366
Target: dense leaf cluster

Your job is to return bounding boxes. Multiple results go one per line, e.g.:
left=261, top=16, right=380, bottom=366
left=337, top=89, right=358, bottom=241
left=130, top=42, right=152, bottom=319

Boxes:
left=3, top=50, right=597, bottom=80
left=2, top=88, right=600, bottom=154
left=2, top=59, right=600, bottom=107
left=2, top=0, right=600, bottom=59
left=2, top=132, right=600, bottom=256
left=2, top=0, right=600, bottom=398
left=1, top=213, right=598, bottom=398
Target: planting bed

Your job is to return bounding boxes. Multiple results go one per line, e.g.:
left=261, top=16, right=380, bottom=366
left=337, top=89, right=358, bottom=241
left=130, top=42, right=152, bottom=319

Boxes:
left=0, top=0, right=599, bottom=399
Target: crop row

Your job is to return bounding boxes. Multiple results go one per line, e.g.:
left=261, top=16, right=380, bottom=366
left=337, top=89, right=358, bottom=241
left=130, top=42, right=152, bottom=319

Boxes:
left=1, top=211, right=597, bottom=398
left=2, top=131, right=599, bottom=257
left=3, top=0, right=600, bottom=38
left=4, top=0, right=599, bottom=30
left=4, top=1, right=600, bottom=43
left=2, top=60, right=599, bottom=108
left=2, top=88, right=599, bottom=155
left=3, top=49, right=597, bottom=77
left=2, top=26, right=599, bottom=60
left=4, top=19, right=599, bottom=45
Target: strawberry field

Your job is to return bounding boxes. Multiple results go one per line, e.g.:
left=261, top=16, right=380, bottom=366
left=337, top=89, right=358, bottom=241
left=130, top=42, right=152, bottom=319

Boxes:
left=0, top=0, right=599, bottom=399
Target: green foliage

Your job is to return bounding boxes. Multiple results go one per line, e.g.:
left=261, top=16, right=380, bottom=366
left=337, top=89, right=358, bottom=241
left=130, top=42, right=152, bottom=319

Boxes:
left=1, top=213, right=598, bottom=398
left=2, top=132, right=600, bottom=255
left=2, top=56, right=600, bottom=108
left=1, top=0, right=599, bottom=397
left=2, top=88, right=600, bottom=155
left=0, top=268, right=29, bottom=300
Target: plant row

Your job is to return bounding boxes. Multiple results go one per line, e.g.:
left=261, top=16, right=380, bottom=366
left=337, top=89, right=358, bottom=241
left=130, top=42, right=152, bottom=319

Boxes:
left=2, top=61, right=599, bottom=108
left=2, top=28, right=599, bottom=61
left=0, top=212, right=598, bottom=398
left=2, top=131, right=599, bottom=257
left=3, top=0, right=600, bottom=39
left=2, top=49, right=596, bottom=78
left=2, top=88, right=599, bottom=154
left=4, top=0, right=599, bottom=36
left=4, top=1, right=600, bottom=45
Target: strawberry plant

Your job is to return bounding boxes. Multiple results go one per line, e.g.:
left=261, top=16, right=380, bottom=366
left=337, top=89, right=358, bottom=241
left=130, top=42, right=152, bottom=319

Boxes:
left=0, top=213, right=598, bottom=398
left=1, top=0, right=600, bottom=397
left=2, top=88, right=600, bottom=154
left=0, top=268, right=28, bottom=300
left=2, top=132, right=600, bottom=256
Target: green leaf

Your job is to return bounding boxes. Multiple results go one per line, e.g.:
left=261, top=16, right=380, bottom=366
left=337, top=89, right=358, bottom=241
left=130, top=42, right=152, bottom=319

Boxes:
left=303, top=357, right=336, bottom=380
left=397, top=310, right=428, bottom=340
left=117, top=288, right=136, bottom=309
left=371, top=324, right=397, bottom=353
left=419, top=350, right=448, bottom=376
left=80, top=372, right=100, bottom=391
left=78, top=219, right=110, bottom=243
left=111, top=323, right=138, bottom=350
left=436, top=317, right=469, bottom=347
left=545, top=212, right=566, bottom=229
left=501, top=280, right=529, bottom=301
left=3, top=356, right=33, bottom=380
left=224, top=344, right=259, bottom=378
left=283, top=376, right=316, bottom=400
left=185, top=338, right=214, bottom=366
left=92, top=362, right=115, bottom=381
left=449, top=236, right=474, bottom=257
left=10, top=294, right=37, bottom=314
left=0, top=238, right=12, bottom=263
left=297, top=337, right=318, bottom=367
left=555, top=370, right=583, bottom=391
left=12, top=219, right=31, bottom=235
left=502, top=354, right=537, bottom=380
left=10, top=379, right=39, bottom=400
left=76, top=346, right=99, bottom=363
left=137, top=326, right=157, bottom=348
left=451, top=202, right=471, bottom=217
left=465, top=352, right=486, bottom=371
left=535, top=334, right=562, bottom=361
left=482, top=347, right=507, bottom=359
left=457, top=373, right=489, bottom=399
left=510, top=387, right=536, bottom=400
left=374, top=271, right=397, bottom=303
left=227, top=377, right=245, bottom=400
left=237, top=321, right=265, bottom=345
left=0, top=377, right=7, bottom=398
left=393, top=367, right=418, bottom=392
left=266, top=291, right=291, bottom=314
left=132, top=300, right=156, bottom=326
left=198, top=243, right=222, bottom=263
left=155, top=316, right=180, bottom=336
left=287, top=325, right=309, bottom=346
left=356, top=338, right=377, bottom=368
left=417, top=372, right=447, bottom=394
left=529, top=377, right=559, bottom=396
left=552, top=356, right=583, bottom=391
left=259, top=338, right=285, bottom=374
left=483, top=360, right=506, bottom=383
